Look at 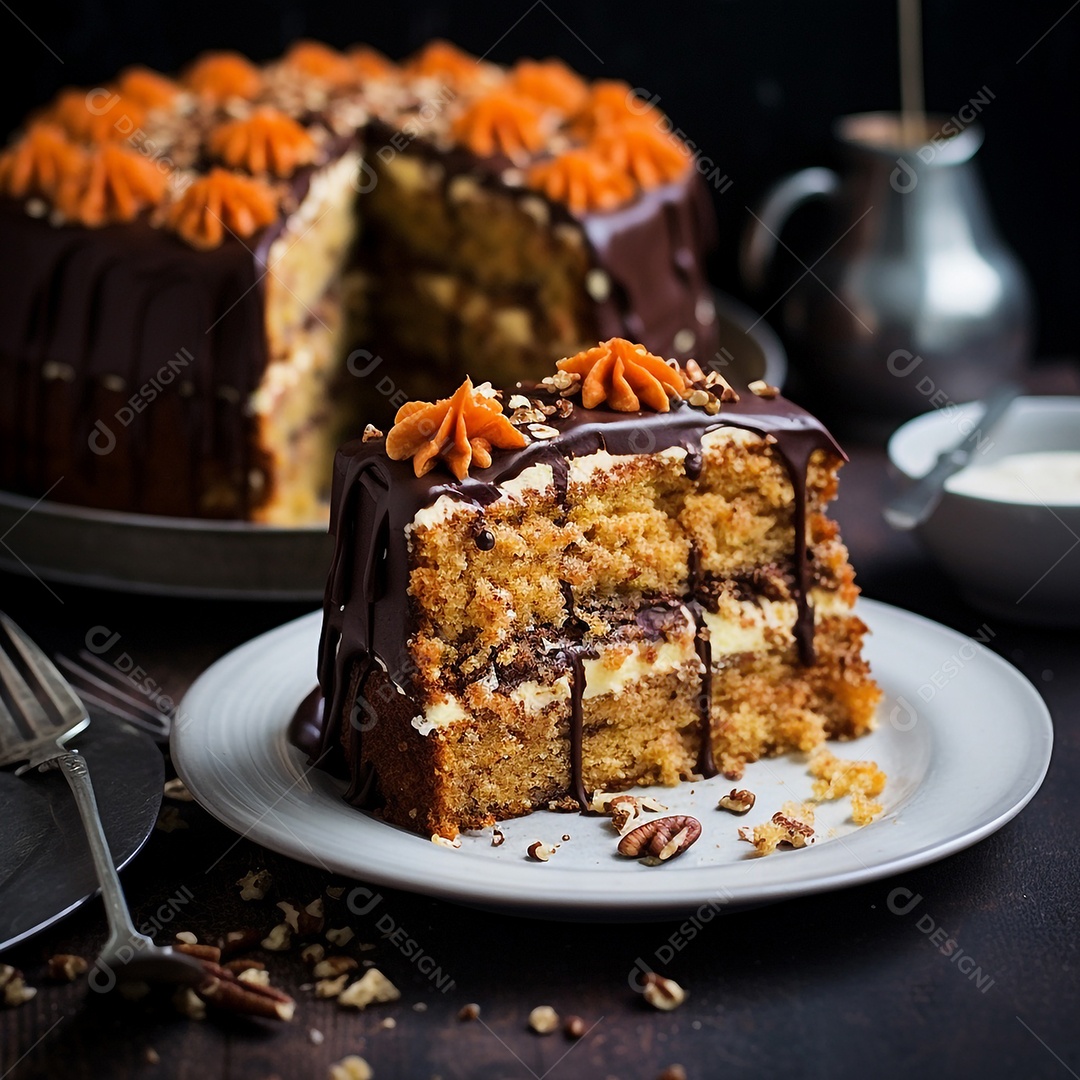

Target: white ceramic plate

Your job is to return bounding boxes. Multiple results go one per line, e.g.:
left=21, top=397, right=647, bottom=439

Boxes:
left=173, top=599, right=1052, bottom=920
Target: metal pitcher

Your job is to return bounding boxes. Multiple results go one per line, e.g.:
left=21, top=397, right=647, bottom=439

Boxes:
left=741, top=112, right=1033, bottom=425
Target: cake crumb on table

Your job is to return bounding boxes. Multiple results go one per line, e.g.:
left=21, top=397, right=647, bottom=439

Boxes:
left=528, top=1005, right=559, bottom=1033
left=329, top=1056, right=373, bottom=1080
left=338, top=969, right=400, bottom=1010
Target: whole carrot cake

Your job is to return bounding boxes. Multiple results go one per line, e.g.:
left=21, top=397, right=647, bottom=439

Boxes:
left=0, top=40, right=718, bottom=521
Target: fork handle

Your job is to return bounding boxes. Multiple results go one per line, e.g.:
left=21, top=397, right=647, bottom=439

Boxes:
left=57, top=752, right=147, bottom=957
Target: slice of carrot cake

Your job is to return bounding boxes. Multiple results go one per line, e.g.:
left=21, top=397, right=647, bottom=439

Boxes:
left=292, top=338, right=881, bottom=837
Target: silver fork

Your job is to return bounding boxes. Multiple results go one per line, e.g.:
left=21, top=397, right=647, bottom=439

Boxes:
left=56, top=650, right=172, bottom=742
left=0, top=613, right=203, bottom=989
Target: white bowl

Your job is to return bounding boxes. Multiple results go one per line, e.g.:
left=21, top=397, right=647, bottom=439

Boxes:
left=887, top=396, right=1080, bottom=625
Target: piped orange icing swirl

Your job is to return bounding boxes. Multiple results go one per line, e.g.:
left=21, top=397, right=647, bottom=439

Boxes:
left=46, top=88, right=146, bottom=144
left=404, top=40, right=483, bottom=88
left=162, top=168, right=277, bottom=250
left=573, top=80, right=664, bottom=135
left=508, top=59, right=588, bottom=114
left=182, top=51, right=262, bottom=102
left=281, top=40, right=357, bottom=87
left=591, top=123, right=691, bottom=187
left=208, top=108, right=317, bottom=178
left=0, top=124, right=83, bottom=200
left=452, top=91, right=547, bottom=161
left=386, top=378, right=528, bottom=480
left=55, top=143, right=167, bottom=227
left=348, top=45, right=396, bottom=79
left=526, top=148, right=636, bottom=214
left=556, top=338, right=688, bottom=412
left=115, top=66, right=180, bottom=110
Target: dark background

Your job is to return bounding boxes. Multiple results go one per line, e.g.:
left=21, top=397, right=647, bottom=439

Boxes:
left=2, top=0, right=1078, bottom=357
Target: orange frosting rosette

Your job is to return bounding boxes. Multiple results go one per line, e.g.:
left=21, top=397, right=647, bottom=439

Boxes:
left=572, top=79, right=664, bottom=135
left=163, top=167, right=277, bottom=250
left=182, top=51, right=262, bottom=102
left=115, top=66, right=180, bottom=110
left=404, top=40, right=483, bottom=89
left=591, top=122, right=691, bottom=188
left=281, top=40, right=357, bottom=87
left=208, top=107, right=317, bottom=178
left=386, top=377, right=528, bottom=480
left=556, top=338, right=688, bottom=412
left=348, top=45, right=396, bottom=80
left=508, top=59, right=589, bottom=114
left=0, top=124, right=84, bottom=200
left=526, top=148, right=635, bottom=215
left=55, top=143, right=167, bottom=227
left=46, top=87, right=146, bottom=144
left=451, top=91, right=547, bottom=161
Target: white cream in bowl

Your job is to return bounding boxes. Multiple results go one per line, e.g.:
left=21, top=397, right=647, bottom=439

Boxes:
left=887, top=396, right=1080, bottom=624
left=945, top=450, right=1080, bottom=505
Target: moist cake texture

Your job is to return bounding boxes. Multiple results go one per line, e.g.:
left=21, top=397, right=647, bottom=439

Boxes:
left=0, top=41, right=717, bottom=521
left=293, top=339, right=882, bottom=838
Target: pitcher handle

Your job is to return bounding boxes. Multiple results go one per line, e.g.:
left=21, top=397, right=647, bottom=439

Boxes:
left=740, top=167, right=840, bottom=292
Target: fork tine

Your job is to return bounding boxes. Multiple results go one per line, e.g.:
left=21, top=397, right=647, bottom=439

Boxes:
left=0, top=642, right=53, bottom=737
left=0, top=693, right=28, bottom=762
left=0, top=614, right=86, bottom=730
left=56, top=654, right=171, bottom=738
left=62, top=652, right=169, bottom=723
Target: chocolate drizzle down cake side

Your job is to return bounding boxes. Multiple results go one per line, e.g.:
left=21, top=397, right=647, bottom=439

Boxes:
left=293, top=339, right=883, bottom=840
left=0, top=41, right=718, bottom=521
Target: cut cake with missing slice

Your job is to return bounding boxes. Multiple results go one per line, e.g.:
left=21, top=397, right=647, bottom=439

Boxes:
left=292, top=338, right=882, bottom=838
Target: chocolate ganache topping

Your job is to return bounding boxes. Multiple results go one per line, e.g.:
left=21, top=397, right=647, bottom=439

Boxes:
left=292, top=378, right=844, bottom=809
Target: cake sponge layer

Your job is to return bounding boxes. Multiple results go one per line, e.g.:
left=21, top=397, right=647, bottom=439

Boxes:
left=343, top=610, right=876, bottom=838
left=407, top=428, right=853, bottom=666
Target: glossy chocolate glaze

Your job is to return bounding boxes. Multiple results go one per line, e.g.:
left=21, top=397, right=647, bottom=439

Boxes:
left=294, top=386, right=844, bottom=812
left=0, top=199, right=274, bottom=516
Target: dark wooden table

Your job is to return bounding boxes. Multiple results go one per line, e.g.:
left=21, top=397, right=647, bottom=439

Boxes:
left=1, top=434, right=1077, bottom=1080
